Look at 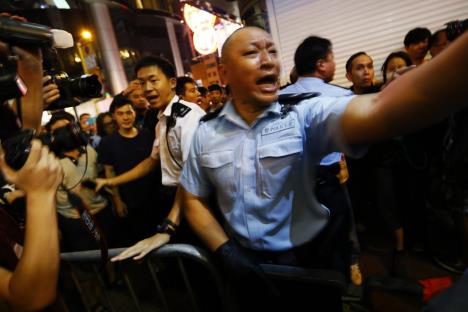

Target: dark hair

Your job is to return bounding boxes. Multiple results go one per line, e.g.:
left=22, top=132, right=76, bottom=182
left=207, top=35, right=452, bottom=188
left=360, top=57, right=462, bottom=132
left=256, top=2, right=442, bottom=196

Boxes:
left=109, top=93, right=133, bottom=114
left=134, top=55, right=176, bottom=79
left=198, top=86, right=208, bottom=97
left=429, top=29, right=446, bottom=48
left=404, top=27, right=431, bottom=47
left=79, top=113, right=90, bottom=121
left=294, top=36, right=332, bottom=76
left=96, top=112, right=113, bottom=137
left=45, top=111, right=75, bottom=132
left=176, top=76, right=196, bottom=96
left=208, top=83, right=223, bottom=93
left=345, top=51, right=368, bottom=73
left=381, top=51, right=412, bottom=83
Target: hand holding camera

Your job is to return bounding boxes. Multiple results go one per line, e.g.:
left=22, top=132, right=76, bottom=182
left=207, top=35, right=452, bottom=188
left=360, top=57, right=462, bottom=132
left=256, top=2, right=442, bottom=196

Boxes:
left=0, top=139, right=62, bottom=198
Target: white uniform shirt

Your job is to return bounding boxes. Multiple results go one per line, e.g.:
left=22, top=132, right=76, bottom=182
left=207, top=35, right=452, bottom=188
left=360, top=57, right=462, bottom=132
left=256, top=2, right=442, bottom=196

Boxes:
left=151, top=95, right=205, bottom=186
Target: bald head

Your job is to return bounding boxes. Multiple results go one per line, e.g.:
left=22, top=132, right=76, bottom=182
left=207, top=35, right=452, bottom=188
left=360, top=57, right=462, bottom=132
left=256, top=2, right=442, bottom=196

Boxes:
left=221, top=26, right=270, bottom=63
left=218, top=26, right=280, bottom=111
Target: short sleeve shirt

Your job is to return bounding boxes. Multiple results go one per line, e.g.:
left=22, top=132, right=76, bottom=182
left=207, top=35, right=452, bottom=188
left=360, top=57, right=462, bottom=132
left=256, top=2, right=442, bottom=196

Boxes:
left=56, top=145, right=107, bottom=219
left=180, top=97, right=364, bottom=251
left=151, top=96, right=206, bottom=186
left=280, top=77, right=354, bottom=166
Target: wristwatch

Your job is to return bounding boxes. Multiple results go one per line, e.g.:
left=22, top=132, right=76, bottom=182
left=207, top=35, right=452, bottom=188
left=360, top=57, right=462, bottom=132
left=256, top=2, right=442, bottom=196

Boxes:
left=156, top=218, right=178, bottom=236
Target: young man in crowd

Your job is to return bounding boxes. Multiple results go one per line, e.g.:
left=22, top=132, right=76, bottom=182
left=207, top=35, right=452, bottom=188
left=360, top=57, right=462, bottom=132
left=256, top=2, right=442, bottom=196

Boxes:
left=179, top=26, right=468, bottom=310
left=429, top=29, right=449, bottom=58
left=98, top=96, right=159, bottom=242
left=125, top=80, right=149, bottom=129
left=96, top=56, right=205, bottom=260
left=280, top=36, right=362, bottom=285
left=404, top=27, right=431, bottom=66
left=345, top=51, right=380, bottom=94
left=207, top=83, right=224, bottom=112
left=175, top=76, right=202, bottom=105
left=197, top=86, right=211, bottom=112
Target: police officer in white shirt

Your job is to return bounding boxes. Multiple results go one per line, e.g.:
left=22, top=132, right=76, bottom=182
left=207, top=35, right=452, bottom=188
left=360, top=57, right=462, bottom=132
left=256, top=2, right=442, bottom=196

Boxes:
left=96, top=56, right=205, bottom=261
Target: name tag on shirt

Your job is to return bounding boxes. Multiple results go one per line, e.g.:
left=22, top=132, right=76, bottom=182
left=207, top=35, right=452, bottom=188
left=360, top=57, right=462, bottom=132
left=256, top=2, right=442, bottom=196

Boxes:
left=262, top=118, right=295, bottom=136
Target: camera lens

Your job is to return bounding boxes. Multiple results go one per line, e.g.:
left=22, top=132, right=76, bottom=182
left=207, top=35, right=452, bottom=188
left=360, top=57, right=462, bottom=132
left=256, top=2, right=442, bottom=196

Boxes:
left=69, top=74, right=102, bottom=98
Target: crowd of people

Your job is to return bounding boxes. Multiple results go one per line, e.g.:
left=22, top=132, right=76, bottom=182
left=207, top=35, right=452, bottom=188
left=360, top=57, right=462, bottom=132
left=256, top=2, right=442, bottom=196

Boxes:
left=0, top=11, right=468, bottom=311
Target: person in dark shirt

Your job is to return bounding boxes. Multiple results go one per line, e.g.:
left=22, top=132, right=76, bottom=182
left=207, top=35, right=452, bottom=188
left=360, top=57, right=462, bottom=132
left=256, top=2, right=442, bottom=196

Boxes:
left=98, top=96, right=160, bottom=242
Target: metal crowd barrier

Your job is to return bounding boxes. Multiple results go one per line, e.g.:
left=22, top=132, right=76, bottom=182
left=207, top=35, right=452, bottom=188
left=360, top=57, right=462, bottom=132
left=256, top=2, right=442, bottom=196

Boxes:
left=60, top=244, right=348, bottom=312
left=60, top=244, right=227, bottom=312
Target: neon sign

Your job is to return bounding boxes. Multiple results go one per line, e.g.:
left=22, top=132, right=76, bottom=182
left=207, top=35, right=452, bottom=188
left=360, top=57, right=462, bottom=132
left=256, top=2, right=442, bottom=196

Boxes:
left=183, top=4, right=242, bottom=55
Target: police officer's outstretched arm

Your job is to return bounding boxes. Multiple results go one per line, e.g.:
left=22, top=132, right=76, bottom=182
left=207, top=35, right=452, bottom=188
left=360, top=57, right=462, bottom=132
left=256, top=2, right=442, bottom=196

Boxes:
left=0, top=140, right=62, bottom=311
left=342, top=31, right=468, bottom=145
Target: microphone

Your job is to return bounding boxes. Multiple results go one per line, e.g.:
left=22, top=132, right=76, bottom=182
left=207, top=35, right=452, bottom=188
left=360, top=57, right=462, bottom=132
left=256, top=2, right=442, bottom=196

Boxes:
left=50, top=29, right=74, bottom=49
left=0, top=16, right=74, bottom=49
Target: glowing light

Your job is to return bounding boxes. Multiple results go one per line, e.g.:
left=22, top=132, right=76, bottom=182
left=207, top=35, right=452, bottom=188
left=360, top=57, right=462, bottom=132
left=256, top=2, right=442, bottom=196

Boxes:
left=74, top=54, right=82, bottom=63
left=183, top=4, right=216, bottom=32
left=81, top=30, right=92, bottom=40
left=183, top=3, right=242, bottom=55
left=193, top=27, right=217, bottom=55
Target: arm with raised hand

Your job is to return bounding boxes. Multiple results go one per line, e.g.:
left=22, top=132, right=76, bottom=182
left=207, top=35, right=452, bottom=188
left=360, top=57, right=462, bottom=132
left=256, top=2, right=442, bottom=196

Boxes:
left=0, top=140, right=62, bottom=311
left=342, top=32, right=468, bottom=145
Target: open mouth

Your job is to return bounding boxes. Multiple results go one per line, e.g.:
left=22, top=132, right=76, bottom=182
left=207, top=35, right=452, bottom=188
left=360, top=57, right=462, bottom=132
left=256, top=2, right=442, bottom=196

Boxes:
left=146, top=95, right=159, bottom=102
left=256, top=74, right=278, bottom=86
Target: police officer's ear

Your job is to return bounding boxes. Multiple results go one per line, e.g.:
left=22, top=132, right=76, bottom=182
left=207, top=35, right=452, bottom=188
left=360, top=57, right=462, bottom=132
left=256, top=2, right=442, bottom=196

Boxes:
left=219, top=63, right=229, bottom=84
left=345, top=71, right=353, bottom=83
left=169, top=77, right=177, bottom=91
left=316, top=58, right=327, bottom=73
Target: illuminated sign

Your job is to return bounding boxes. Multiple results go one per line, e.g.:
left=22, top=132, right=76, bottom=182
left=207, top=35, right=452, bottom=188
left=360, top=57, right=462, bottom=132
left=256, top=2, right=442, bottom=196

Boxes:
left=183, top=4, right=242, bottom=55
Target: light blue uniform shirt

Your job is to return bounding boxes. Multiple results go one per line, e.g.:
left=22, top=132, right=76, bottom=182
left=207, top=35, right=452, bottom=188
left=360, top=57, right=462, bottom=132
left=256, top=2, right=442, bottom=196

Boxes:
left=180, top=96, right=363, bottom=251
left=280, top=77, right=354, bottom=165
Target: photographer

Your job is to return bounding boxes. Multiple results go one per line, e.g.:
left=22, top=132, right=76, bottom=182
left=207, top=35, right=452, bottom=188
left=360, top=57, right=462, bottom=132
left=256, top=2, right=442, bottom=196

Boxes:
left=0, top=37, right=62, bottom=310
left=45, top=112, right=118, bottom=251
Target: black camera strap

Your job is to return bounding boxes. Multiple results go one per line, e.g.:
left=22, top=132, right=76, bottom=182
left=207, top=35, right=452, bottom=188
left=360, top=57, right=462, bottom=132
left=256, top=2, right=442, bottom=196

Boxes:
left=165, top=100, right=191, bottom=169
left=65, top=189, right=108, bottom=268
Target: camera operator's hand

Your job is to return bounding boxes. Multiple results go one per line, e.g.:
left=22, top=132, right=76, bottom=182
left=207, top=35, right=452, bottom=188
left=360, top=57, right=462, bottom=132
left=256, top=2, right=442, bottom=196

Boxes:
left=43, top=76, right=60, bottom=108
left=0, top=140, right=62, bottom=196
left=0, top=139, right=61, bottom=310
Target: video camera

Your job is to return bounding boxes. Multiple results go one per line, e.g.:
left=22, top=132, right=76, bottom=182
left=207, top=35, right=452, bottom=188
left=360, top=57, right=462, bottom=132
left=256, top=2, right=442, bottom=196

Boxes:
left=0, top=16, right=103, bottom=110
left=446, top=19, right=468, bottom=41
left=0, top=17, right=98, bottom=169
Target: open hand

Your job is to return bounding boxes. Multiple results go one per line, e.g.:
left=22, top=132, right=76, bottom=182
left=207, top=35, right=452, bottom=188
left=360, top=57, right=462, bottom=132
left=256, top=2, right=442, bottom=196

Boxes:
left=111, top=233, right=170, bottom=261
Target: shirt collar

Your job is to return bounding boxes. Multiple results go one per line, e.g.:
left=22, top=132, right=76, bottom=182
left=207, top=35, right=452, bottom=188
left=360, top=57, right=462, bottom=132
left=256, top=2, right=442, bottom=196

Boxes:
left=158, top=95, right=179, bottom=120
left=219, top=99, right=282, bottom=127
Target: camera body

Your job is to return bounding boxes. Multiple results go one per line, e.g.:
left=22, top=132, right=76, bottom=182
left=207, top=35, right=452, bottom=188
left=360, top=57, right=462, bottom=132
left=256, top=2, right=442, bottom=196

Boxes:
left=45, top=70, right=102, bottom=110
left=0, top=17, right=94, bottom=169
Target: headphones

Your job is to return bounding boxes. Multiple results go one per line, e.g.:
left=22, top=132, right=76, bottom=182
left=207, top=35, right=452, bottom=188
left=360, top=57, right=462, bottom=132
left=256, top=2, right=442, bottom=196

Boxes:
left=48, top=122, right=88, bottom=156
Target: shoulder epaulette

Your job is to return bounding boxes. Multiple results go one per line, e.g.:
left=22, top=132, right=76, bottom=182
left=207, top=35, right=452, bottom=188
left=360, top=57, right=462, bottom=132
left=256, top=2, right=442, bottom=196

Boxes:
left=200, top=107, right=223, bottom=123
left=278, top=92, right=320, bottom=118
left=171, top=101, right=191, bottom=118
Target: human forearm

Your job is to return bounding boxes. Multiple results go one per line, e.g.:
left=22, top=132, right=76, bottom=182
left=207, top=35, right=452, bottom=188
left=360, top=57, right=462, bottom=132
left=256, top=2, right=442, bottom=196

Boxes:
left=182, top=188, right=228, bottom=251
left=108, top=157, right=157, bottom=186
left=9, top=192, right=59, bottom=310
left=343, top=32, right=468, bottom=145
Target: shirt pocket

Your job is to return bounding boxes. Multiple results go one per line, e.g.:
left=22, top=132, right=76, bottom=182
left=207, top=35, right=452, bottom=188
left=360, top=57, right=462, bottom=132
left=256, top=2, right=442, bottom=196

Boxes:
left=200, top=150, right=236, bottom=195
left=258, top=137, right=303, bottom=198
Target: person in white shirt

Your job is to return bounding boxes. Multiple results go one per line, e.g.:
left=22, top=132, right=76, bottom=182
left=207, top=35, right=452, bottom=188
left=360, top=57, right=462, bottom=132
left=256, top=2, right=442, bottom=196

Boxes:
left=96, top=56, right=205, bottom=260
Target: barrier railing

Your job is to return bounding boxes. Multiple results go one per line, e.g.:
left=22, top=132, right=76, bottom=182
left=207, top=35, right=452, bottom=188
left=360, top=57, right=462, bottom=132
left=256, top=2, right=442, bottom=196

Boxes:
left=60, top=244, right=348, bottom=312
